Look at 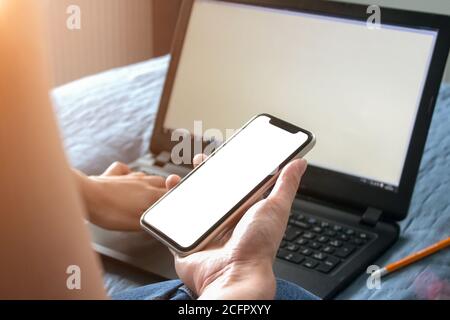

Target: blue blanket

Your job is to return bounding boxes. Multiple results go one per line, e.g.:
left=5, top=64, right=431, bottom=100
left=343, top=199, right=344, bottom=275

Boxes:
left=338, top=84, right=450, bottom=300
left=53, top=56, right=450, bottom=299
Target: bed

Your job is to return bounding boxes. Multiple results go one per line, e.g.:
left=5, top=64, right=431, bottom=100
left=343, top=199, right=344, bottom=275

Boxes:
left=52, top=55, right=450, bottom=300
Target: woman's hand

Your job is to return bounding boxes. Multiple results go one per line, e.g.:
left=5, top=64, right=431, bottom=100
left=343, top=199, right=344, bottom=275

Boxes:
left=166, top=155, right=307, bottom=300
left=73, top=162, right=168, bottom=231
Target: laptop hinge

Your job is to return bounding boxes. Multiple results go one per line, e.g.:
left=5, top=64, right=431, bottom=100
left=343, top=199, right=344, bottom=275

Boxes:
left=360, top=207, right=383, bottom=227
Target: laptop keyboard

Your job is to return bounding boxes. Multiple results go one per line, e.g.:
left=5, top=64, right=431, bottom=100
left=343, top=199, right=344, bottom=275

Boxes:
left=277, top=212, right=374, bottom=274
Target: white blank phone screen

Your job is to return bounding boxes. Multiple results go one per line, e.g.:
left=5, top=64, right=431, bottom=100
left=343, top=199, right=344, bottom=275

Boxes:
left=143, top=115, right=309, bottom=249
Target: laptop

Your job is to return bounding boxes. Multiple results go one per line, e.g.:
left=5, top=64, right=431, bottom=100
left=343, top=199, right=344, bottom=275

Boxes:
left=91, top=0, right=450, bottom=299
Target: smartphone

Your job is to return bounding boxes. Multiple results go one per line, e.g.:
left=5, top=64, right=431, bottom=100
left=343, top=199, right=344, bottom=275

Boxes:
left=141, top=114, right=315, bottom=256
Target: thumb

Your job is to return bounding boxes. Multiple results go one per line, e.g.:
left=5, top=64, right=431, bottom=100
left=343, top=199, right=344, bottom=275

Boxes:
left=268, top=159, right=307, bottom=208
left=165, top=153, right=207, bottom=189
left=102, top=161, right=131, bottom=176
left=166, top=174, right=181, bottom=190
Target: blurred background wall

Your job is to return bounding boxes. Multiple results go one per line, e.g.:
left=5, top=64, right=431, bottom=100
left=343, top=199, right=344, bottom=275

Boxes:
left=45, top=0, right=448, bottom=87
left=47, top=0, right=152, bottom=86
left=46, top=0, right=182, bottom=87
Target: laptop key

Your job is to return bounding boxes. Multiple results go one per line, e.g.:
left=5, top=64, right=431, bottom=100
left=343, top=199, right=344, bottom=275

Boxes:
left=351, top=238, right=365, bottom=246
left=296, top=238, right=308, bottom=246
left=324, top=255, right=340, bottom=266
left=320, top=221, right=330, bottom=228
left=338, top=233, right=349, bottom=241
left=303, top=259, right=318, bottom=269
left=280, top=240, right=287, bottom=248
left=309, top=241, right=321, bottom=250
left=292, top=221, right=311, bottom=230
left=316, top=262, right=334, bottom=274
left=287, top=254, right=305, bottom=264
left=277, top=250, right=304, bottom=264
left=312, top=226, right=323, bottom=234
left=317, top=236, right=329, bottom=243
left=329, top=240, right=342, bottom=247
left=286, top=243, right=299, bottom=252
left=322, top=246, right=335, bottom=254
left=300, top=247, right=312, bottom=256
left=302, top=232, right=315, bottom=240
left=284, top=226, right=302, bottom=241
left=313, top=252, right=327, bottom=261
left=325, top=230, right=336, bottom=237
left=277, top=249, right=288, bottom=258
left=359, top=232, right=370, bottom=240
left=335, top=244, right=356, bottom=258
left=317, top=256, right=340, bottom=273
left=345, top=229, right=355, bottom=236
left=293, top=213, right=305, bottom=221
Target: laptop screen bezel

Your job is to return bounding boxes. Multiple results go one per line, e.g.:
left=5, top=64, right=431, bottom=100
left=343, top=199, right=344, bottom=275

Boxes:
left=150, top=0, right=450, bottom=221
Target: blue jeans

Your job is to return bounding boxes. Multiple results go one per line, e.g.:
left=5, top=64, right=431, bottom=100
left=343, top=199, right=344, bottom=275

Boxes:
left=112, top=278, right=320, bottom=300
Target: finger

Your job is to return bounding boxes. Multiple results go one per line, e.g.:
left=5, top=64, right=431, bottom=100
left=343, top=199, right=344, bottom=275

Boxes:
left=96, top=213, right=141, bottom=231
left=116, top=219, right=141, bottom=231
left=139, top=176, right=166, bottom=188
left=193, top=154, right=207, bottom=168
left=268, top=159, right=307, bottom=208
left=166, top=174, right=181, bottom=190
left=103, top=162, right=131, bottom=176
left=146, top=186, right=168, bottom=203
left=129, top=172, right=147, bottom=177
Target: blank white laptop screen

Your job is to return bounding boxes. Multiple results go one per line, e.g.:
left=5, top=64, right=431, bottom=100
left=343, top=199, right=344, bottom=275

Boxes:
left=164, top=0, right=437, bottom=189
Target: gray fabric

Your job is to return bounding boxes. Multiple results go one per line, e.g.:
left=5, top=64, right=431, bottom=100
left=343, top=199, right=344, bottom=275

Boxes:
left=337, top=84, right=450, bottom=300
left=52, top=55, right=169, bottom=175
left=52, top=56, right=450, bottom=300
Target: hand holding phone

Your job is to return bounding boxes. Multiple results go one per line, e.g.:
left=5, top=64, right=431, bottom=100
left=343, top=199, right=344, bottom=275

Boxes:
left=175, top=157, right=308, bottom=299
left=141, top=114, right=315, bottom=255
left=141, top=115, right=314, bottom=299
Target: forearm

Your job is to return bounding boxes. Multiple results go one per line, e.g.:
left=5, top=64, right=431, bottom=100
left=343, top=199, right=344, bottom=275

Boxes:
left=71, top=169, right=105, bottom=226
left=0, top=0, right=106, bottom=298
left=70, top=167, right=147, bottom=231
left=71, top=169, right=93, bottom=220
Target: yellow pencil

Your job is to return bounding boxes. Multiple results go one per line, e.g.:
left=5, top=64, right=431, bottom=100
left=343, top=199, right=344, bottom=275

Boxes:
left=374, top=236, right=450, bottom=278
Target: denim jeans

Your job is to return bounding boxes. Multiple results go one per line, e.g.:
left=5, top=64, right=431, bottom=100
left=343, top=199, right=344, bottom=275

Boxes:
left=112, top=278, right=320, bottom=300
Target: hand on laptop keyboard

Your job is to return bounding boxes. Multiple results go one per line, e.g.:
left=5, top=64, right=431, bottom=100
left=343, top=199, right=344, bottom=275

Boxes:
left=73, top=162, right=169, bottom=231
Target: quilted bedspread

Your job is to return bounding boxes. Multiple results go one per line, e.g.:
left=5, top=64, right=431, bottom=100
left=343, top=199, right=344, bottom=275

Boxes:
left=52, top=55, right=450, bottom=300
